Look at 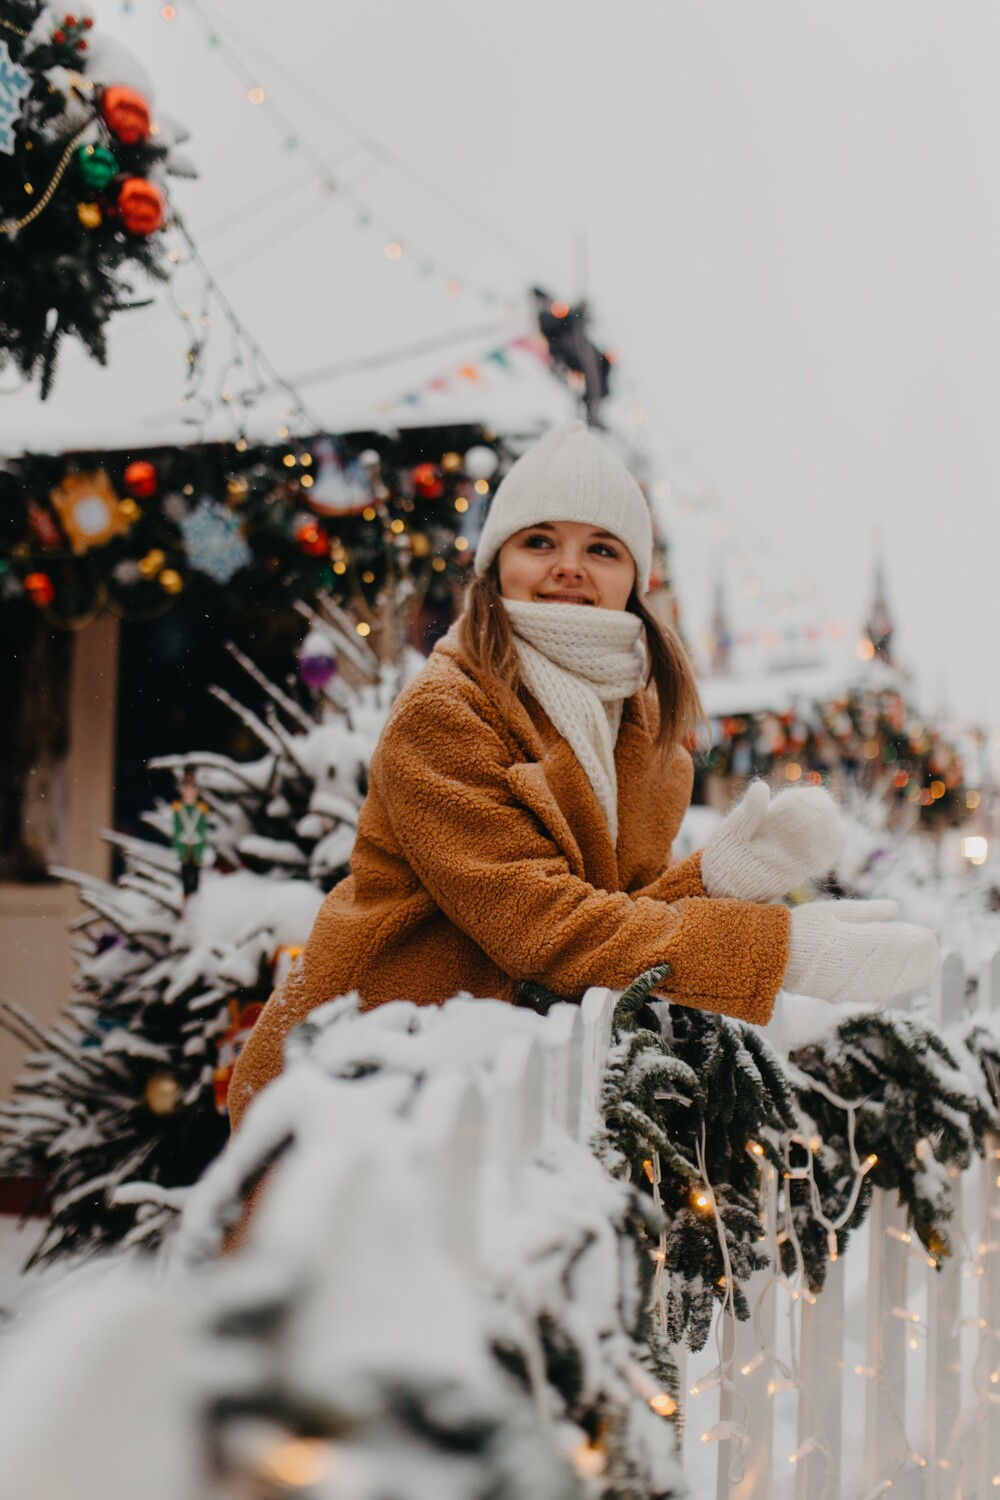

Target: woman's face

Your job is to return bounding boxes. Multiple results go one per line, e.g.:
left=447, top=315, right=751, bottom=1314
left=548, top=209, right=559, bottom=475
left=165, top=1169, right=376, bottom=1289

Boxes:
left=497, top=520, right=637, bottom=611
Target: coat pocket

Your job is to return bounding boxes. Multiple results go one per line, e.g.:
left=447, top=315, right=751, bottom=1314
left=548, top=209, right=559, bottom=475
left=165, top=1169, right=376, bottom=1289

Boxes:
left=505, top=761, right=586, bottom=880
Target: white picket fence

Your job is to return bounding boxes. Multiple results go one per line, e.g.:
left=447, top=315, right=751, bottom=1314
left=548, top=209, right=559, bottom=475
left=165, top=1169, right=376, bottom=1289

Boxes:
left=669, top=950, right=1000, bottom=1500
left=394, top=954, right=1000, bottom=1500
left=5, top=953, right=999, bottom=1500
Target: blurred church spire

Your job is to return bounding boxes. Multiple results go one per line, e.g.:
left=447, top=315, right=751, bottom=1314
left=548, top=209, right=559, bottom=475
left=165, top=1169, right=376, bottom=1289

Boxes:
left=865, top=532, right=894, bottom=663
left=710, top=569, right=732, bottom=674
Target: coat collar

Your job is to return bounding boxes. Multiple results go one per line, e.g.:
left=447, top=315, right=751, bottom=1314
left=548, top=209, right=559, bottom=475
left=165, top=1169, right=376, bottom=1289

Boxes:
left=433, top=631, right=659, bottom=888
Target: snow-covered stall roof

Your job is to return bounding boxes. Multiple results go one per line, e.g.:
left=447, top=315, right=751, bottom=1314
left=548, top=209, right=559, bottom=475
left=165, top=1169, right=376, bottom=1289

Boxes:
left=0, top=2, right=609, bottom=457
left=698, top=655, right=906, bottom=718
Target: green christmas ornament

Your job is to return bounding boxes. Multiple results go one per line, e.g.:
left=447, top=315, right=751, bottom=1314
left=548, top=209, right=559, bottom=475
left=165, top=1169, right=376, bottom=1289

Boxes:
left=75, top=143, right=118, bottom=191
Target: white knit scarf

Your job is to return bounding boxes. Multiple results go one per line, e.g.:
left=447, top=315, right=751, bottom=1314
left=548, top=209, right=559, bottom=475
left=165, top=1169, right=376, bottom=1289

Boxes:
left=504, top=599, right=646, bottom=840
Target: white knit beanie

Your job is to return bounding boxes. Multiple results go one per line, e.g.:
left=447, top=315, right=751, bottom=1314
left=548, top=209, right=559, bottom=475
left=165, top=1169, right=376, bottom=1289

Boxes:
left=474, top=420, right=653, bottom=594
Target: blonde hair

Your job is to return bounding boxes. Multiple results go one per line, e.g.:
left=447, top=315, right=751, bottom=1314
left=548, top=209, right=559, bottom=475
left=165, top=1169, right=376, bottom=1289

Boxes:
left=456, top=565, right=704, bottom=759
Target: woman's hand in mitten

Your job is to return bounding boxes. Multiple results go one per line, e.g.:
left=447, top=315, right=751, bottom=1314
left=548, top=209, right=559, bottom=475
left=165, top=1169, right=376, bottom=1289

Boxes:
left=700, top=781, right=845, bottom=902
left=784, top=900, right=940, bottom=1005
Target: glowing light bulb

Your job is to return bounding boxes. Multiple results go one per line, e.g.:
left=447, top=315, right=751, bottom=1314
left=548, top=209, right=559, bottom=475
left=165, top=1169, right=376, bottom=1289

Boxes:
left=260, top=1439, right=334, bottom=1488
left=356, top=622, right=371, bottom=637
left=248, top=86, right=266, bottom=105
left=384, top=241, right=403, bottom=260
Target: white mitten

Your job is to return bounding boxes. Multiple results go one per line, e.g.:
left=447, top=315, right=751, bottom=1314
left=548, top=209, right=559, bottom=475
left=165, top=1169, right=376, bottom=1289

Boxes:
left=784, top=900, right=940, bottom=1005
left=701, top=781, right=845, bottom=902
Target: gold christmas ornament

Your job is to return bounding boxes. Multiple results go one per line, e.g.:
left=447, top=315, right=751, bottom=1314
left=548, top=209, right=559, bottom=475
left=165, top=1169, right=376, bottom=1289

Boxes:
left=50, top=469, right=130, bottom=554
left=159, top=568, right=184, bottom=595
left=145, top=1071, right=182, bottom=1116
left=138, top=549, right=165, bottom=579
left=118, top=498, right=140, bottom=522
left=76, top=200, right=101, bottom=228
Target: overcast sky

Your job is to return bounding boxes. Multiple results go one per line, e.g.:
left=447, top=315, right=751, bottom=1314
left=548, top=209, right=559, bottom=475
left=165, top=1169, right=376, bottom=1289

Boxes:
left=9, top=1, right=1000, bottom=728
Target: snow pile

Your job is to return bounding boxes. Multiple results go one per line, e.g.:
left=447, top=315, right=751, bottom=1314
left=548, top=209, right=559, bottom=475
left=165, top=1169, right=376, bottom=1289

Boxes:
left=0, top=991, right=685, bottom=1500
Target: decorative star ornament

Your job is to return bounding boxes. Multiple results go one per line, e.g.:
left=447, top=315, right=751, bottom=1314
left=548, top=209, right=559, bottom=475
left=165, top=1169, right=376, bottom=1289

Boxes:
left=179, top=498, right=252, bottom=584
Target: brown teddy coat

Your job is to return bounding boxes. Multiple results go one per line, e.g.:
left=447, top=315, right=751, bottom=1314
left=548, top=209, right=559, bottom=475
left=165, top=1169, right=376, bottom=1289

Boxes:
left=228, top=634, right=791, bottom=1128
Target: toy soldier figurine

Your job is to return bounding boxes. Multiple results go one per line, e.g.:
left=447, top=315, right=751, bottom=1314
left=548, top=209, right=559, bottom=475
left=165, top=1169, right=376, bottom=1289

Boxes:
left=172, top=767, right=208, bottom=898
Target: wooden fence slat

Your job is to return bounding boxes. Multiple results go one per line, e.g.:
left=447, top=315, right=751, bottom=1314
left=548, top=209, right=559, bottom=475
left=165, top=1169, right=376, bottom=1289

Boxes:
left=411, top=1073, right=485, bottom=1266
left=579, top=986, right=616, bottom=1128
left=863, top=1191, right=911, bottom=1495
left=726, top=1273, right=777, bottom=1500
left=542, top=1003, right=584, bottom=1140
left=976, top=1137, right=1000, bottom=1497
left=797, top=1254, right=845, bottom=1500
left=488, top=1034, right=546, bottom=1206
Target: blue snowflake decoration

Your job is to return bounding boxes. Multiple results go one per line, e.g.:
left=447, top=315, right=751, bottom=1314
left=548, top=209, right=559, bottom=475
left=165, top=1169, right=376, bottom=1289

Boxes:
left=179, top=498, right=252, bottom=584
left=0, top=40, right=31, bottom=157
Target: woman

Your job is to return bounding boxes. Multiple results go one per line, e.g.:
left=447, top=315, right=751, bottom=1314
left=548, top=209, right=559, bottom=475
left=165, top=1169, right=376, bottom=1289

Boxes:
left=229, top=422, right=938, bottom=1127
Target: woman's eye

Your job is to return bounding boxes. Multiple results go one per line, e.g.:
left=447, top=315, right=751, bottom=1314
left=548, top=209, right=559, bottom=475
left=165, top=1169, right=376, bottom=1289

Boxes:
left=524, top=533, right=553, bottom=548
left=590, top=544, right=618, bottom=559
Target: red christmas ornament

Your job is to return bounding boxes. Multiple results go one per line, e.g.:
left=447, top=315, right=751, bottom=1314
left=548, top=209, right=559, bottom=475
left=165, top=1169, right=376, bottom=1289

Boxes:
left=296, top=520, right=328, bottom=557
left=101, top=85, right=152, bottom=145
left=123, top=459, right=157, bottom=499
left=412, top=462, right=445, bottom=500
left=26, top=500, right=62, bottom=548
left=117, top=177, right=166, bottom=236
left=24, top=572, right=55, bottom=606
left=83, top=15, right=93, bottom=26
left=52, top=29, right=66, bottom=43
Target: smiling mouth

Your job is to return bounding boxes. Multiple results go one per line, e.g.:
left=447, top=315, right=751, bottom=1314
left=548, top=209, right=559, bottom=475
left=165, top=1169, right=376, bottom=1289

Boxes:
left=535, top=592, right=595, bottom=604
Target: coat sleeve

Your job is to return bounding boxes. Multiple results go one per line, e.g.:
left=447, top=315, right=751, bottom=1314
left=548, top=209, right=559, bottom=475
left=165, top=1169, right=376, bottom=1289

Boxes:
left=375, top=684, right=789, bottom=1026
left=631, top=849, right=707, bottom=904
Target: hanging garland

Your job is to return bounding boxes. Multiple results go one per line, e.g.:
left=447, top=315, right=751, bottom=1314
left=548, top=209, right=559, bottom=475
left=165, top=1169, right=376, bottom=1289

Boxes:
left=0, top=1, right=190, bottom=396
left=0, top=424, right=504, bottom=629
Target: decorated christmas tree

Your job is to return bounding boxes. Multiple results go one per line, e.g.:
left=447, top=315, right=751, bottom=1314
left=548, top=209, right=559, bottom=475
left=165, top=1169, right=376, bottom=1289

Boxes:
left=0, top=595, right=421, bottom=1263
left=0, top=0, right=190, bottom=396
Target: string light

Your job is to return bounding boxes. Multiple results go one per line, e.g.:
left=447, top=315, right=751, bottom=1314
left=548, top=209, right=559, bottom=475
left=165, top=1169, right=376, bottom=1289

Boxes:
left=572, top=1439, right=605, bottom=1478
left=247, top=85, right=265, bottom=104
left=259, top=1438, right=335, bottom=1488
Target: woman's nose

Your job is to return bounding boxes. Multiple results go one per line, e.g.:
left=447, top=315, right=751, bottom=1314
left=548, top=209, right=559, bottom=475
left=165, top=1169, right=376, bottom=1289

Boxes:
left=551, top=551, right=585, bottom=577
